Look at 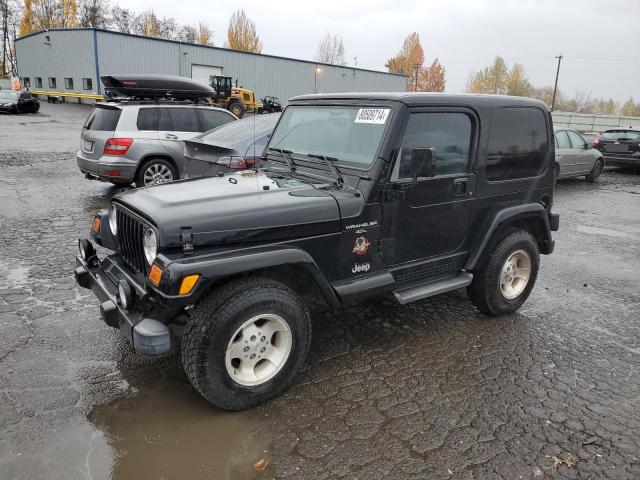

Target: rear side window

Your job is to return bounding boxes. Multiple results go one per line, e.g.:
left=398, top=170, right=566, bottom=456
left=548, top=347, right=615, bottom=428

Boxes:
left=167, top=108, right=201, bottom=132
left=486, top=107, right=548, bottom=181
left=567, top=130, right=586, bottom=149
left=555, top=131, right=571, bottom=149
left=85, top=107, right=122, bottom=131
left=137, top=108, right=159, bottom=131
left=199, top=109, right=235, bottom=131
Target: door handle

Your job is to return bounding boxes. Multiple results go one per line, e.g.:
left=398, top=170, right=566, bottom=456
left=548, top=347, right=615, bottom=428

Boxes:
left=453, top=178, right=468, bottom=197
left=164, top=133, right=178, bottom=139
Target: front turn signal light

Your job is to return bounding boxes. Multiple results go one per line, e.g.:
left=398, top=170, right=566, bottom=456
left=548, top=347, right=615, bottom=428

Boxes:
left=179, top=274, right=200, bottom=295
left=148, top=264, right=163, bottom=286
left=92, top=216, right=101, bottom=233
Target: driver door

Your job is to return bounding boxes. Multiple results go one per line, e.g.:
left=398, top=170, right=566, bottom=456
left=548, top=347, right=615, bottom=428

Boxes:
left=381, top=108, right=478, bottom=267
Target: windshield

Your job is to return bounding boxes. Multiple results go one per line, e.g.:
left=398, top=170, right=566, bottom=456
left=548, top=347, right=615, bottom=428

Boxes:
left=267, top=105, right=391, bottom=168
left=0, top=91, right=18, bottom=100
left=601, top=130, right=640, bottom=141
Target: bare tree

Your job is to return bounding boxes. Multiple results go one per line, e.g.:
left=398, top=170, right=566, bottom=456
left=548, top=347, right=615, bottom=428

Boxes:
left=1, top=0, right=19, bottom=76
left=110, top=5, right=135, bottom=33
left=78, top=0, right=110, bottom=28
left=178, top=24, right=197, bottom=43
left=316, top=33, right=346, bottom=66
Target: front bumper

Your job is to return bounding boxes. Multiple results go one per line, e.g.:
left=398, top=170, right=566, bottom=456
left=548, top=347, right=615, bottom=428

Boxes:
left=74, top=253, right=171, bottom=355
left=76, top=151, right=138, bottom=183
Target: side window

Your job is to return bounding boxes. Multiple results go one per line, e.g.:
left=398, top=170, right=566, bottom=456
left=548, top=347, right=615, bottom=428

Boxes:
left=555, top=131, right=571, bottom=149
left=486, top=107, right=548, bottom=181
left=199, top=109, right=235, bottom=131
left=167, top=108, right=201, bottom=132
left=396, top=112, right=472, bottom=179
left=567, top=130, right=586, bottom=149
left=157, top=108, right=172, bottom=131
left=137, top=108, right=159, bottom=131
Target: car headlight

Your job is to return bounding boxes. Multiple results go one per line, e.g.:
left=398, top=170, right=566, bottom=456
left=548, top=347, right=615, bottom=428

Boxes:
left=108, top=204, right=117, bottom=235
left=143, top=228, right=157, bottom=265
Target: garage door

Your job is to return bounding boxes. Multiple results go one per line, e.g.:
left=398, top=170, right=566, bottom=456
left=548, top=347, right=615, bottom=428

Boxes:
left=191, top=64, right=223, bottom=86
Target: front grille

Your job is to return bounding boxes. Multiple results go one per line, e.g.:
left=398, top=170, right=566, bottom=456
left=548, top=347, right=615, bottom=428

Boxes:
left=116, top=208, right=148, bottom=275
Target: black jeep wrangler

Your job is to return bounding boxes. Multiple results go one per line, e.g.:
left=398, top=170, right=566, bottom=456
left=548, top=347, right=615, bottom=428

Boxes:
left=75, top=93, right=559, bottom=410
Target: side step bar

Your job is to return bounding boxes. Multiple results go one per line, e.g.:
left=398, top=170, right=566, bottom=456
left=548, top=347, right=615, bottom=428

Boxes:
left=393, top=272, right=473, bottom=305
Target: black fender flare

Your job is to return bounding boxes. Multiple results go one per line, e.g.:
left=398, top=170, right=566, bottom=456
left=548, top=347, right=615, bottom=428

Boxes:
left=465, top=203, right=554, bottom=271
left=161, top=246, right=340, bottom=308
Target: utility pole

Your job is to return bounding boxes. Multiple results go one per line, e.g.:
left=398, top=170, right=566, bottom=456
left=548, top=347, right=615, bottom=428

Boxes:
left=412, top=63, right=420, bottom=92
left=551, top=54, right=563, bottom=111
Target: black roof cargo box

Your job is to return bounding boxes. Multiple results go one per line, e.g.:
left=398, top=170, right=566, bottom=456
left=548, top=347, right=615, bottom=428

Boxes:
left=101, top=74, right=214, bottom=100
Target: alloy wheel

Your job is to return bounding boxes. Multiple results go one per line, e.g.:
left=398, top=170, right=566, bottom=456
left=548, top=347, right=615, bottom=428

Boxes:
left=225, top=313, right=293, bottom=386
left=143, top=163, right=173, bottom=185
left=499, top=250, right=532, bottom=300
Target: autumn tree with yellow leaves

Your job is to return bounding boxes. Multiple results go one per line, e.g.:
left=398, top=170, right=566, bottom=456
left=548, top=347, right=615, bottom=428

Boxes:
left=385, top=32, right=445, bottom=92
left=226, top=9, right=261, bottom=53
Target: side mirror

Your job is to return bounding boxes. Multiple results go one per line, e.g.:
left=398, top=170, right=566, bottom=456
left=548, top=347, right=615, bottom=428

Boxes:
left=584, top=143, right=591, bottom=149
left=410, top=148, right=435, bottom=180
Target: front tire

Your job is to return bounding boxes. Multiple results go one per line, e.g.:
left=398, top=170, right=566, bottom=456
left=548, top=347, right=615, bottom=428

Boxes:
left=228, top=100, right=245, bottom=118
left=467, top=230, right=540, bottom=316
left=181, top=277, right=311, bottom=410
left=585, top=159, right=603, bottom=183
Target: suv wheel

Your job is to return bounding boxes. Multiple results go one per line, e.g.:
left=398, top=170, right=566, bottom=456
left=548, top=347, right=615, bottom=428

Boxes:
left=181, top=277, right=311, bottom=410
left=585, top=159, right=603, bottom=183
left=136, top=159, right=178, bottom=187
left=228, top=100, right=245, bottom=118
left=467, top=230, right=540, bottom=316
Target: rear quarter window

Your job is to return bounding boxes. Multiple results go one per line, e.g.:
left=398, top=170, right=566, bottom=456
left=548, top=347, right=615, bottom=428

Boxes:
left=85, top=107, right=122, bottom=131
left=486, top=107, right=549, bottom=181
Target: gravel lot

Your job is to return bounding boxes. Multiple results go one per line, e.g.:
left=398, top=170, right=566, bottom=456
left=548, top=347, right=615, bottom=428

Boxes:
left=1, top=102, right=639, bottom=480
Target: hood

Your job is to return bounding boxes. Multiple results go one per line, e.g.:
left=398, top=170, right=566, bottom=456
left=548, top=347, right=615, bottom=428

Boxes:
left=114, top=171, right=342, bottom=248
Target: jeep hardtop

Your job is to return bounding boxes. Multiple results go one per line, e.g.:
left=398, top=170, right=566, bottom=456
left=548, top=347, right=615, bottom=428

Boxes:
left=75, top=92, right=560, bottom=410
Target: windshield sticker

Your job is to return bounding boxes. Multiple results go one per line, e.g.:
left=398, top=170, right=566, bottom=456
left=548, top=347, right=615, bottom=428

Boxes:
left=354, top=108, right=390, bottom=124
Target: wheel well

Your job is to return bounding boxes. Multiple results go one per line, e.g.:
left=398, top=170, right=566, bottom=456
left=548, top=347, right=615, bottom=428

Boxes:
left=473, top=215, right=549, bottom=270
left=135, top=155, right=180, bottom=180
left=201, top=265, right=333, bottom=311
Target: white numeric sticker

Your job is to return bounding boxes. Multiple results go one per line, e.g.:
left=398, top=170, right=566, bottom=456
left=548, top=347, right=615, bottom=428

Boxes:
left=354, top=108, right=390, bottom=124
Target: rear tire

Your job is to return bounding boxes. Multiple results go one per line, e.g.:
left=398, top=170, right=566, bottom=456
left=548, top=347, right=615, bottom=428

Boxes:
left=181, top=277, right=311, bottom=410
left=228, top=100, right=245, bottom=118
left=585, top=158, right=603, bottom=183
left=135, top=158, right=178, bottom=188
left=467, top=230, right=540, bottom=316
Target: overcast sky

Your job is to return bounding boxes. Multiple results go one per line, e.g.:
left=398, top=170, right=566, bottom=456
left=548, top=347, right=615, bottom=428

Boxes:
left=127, top=0, right=638, bottom=102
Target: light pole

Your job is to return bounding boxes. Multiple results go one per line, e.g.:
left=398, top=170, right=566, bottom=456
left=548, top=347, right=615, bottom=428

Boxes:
left=551, top=54, right=563, bottom=112
left=314, top=65, right=321, bottom=93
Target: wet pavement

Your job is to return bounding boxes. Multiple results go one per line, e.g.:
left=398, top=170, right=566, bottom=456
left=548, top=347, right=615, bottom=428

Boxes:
left=1, top=102, right=639, bottom=479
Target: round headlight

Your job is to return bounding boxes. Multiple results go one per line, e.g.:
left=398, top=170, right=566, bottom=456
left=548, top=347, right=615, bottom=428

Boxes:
left=108, top=204, right=117, bottom=235
left=143, top=228, right=157, bottom=265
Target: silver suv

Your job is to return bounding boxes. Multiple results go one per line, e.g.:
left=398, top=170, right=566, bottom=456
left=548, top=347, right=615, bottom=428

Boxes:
left=76, top=102, right=237, bottom=187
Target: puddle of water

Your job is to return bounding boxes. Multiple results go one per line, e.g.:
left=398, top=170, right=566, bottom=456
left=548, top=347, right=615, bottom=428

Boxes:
left=88, top=374, right=268, bottom=480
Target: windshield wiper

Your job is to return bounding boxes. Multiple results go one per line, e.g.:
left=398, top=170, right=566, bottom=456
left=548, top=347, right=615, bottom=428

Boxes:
left=306, top=153, right=344, bottom=185
left=266, top=147, right=296, bottom=172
